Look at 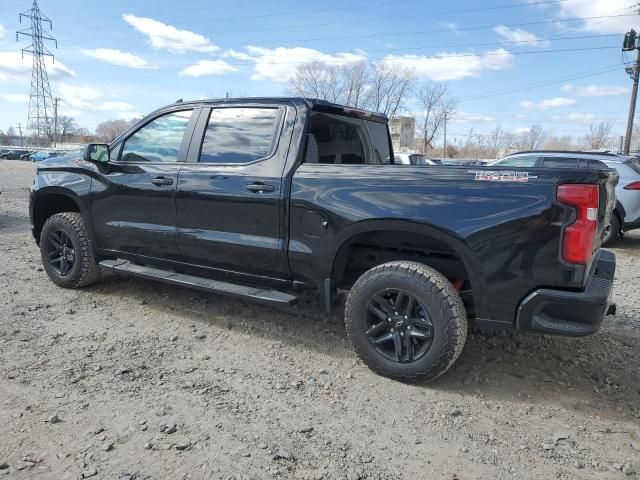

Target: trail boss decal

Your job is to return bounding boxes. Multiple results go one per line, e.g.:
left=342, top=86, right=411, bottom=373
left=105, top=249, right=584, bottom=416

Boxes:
left=468, top=170, right=538, bottom=183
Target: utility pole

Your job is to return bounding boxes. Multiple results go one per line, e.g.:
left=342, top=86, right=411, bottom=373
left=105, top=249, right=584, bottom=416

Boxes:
left=16, top=123, right=24, bottom=146
left=443, top=111, right=447, bottom=158
left=53, top=97, right=59, bottom=147
left=623, top=20, right=640, bottom=154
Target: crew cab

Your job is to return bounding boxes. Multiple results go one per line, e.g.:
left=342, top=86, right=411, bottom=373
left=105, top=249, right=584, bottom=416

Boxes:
left=30, top=98, right=618, bottom=382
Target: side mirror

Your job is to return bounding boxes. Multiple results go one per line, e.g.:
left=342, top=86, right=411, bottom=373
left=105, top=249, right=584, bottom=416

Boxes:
left=83, top=143, right=109, bottom=163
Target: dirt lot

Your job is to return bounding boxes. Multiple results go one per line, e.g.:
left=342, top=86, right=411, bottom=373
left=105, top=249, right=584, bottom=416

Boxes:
left=1, top=159, right=639, bottom=480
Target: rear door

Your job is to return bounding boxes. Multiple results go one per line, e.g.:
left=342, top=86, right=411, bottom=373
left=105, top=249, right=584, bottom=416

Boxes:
left=175, top=103, right=291, bottom=277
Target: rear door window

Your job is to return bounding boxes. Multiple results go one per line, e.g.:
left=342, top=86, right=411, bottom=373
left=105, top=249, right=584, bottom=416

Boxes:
left=542, top=157, right=579, bottom=168
left=199, top=107, right=280, bottom=164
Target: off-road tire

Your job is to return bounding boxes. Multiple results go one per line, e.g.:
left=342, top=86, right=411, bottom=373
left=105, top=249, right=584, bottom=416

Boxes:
left=40, top=212, right=100, bottom=288
left=345, top=261, right=467, bottom=382
left=602, top=214, right=620, bottom=247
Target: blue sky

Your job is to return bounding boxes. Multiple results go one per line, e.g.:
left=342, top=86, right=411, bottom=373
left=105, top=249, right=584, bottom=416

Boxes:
left=0, top=0, right=637, bottom=143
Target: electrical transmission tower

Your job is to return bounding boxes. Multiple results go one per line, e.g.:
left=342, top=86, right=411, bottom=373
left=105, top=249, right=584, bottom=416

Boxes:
left=16, top=0, right=57, bottom=146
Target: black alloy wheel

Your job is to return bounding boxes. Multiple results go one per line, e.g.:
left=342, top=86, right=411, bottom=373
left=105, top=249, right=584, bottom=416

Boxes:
left=365, top=289, right=434, bottom=363
left=45, top=229, right=76, bottom=276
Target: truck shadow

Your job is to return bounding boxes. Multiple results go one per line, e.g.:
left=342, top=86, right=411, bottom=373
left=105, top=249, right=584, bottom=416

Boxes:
left=93, top=274, right=640, bottom=417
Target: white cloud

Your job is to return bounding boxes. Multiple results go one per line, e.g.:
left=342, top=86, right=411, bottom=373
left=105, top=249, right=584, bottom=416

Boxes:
left=0, top=52, right=75, bottom=81
left=455, top=112, right=496, bottom=123
left=82, top=48, right=156, bottom=69
left=114, top=111, right=143, bottom=121
left=520, top=97, right=576, bottom=110
left=493, top=25, right=549, bottom=47
left=58, top=83, right=103, bottom=110
left=226, top=46, right=367, bottom=82
left=122, top=14, right=219, bottom=53
left=552, top=112, right=597, bottom=123
left=556, top=0, right=637, bottom=34
left=1, top=93, right=29, bottom=103
left=98, top=101, right=134, bottom=111
left=384, top=49, right=513, bottom=81
left=514, top=127, right=531, bottom=134
left=561, top=84, right=629, bottom=97
left=180, top=60, right=238, bottom=77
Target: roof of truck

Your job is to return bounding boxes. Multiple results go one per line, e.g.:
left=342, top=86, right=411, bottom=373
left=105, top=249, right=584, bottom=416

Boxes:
left=170, top=97, right=389, bottom=123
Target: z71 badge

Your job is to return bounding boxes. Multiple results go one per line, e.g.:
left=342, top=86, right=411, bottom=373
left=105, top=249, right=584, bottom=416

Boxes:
left=468, top=170, right=537, bottom=183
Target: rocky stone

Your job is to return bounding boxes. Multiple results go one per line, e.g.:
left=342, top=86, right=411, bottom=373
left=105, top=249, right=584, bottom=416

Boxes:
left=272, top=450, right=291, bottom=460
left=169, top=335, right=178, bottom=342
left=48, top=414, right=60, bottom=424
left=622, top=463, right=636, bottom=475
left=102, top=442, right=114, bottom=452
left=553, top=432, right=570, bottom=443
left=299, top=426, right=314, bottom=433
left=81, top=468, right=98, bottom=478
left=175, top=442, right=190, bottom=451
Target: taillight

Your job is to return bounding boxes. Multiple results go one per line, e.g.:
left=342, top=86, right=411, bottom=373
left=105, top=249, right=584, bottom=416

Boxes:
left=557, top=184, right=599, bottom=264
left=624, top=181, right=640, bottom=190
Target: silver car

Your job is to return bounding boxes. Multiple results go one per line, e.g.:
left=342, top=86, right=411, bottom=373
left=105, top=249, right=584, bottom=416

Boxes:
left=490, top=151, right=640, bottom=245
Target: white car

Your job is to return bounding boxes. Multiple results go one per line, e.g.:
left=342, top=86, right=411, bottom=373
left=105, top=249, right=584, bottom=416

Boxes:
left=394, top=153, right=437, bottom=166
left=492, top=151, right=640, bottom=245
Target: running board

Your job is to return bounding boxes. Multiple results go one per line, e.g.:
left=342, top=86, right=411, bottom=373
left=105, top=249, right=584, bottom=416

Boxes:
left=99, top=259, right=297, bottom=306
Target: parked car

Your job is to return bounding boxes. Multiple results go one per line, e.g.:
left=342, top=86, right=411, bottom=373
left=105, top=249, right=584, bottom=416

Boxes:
left=29, top=97, right=618, bottom=382
left=0, top=149, right=32, bottom=160
left=394, top=153, right=437, bottom=165
left=30, top=150, right=60, bottom=162
left=492, top=151, right=640, bottom=245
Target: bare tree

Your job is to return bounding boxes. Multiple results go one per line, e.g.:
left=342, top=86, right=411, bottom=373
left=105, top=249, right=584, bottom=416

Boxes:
left=517, top=124, right=546, bottom=150
left=416, top=82, right=456, bottom=152
left=287, top=61, right=345, bottom=104
left=341, top=60, right=370, bottom=109
left=56, top=116, right=77, bottom=143
left=584, top=121, right=613, bottom=150
left=287, top=59, right=414, bottom=118
left=367, top=60, right=415, bottom=118
left=543, top=135, right=574, bottom=150
left=96, top=120, right=130, bottom=142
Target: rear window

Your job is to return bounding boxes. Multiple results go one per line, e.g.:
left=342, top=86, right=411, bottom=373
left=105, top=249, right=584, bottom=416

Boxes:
left=626, top=157, right=640, bottom=174
left=366, top=120, right=392, bottom=164
left=306, top=112, right=390, bottom=165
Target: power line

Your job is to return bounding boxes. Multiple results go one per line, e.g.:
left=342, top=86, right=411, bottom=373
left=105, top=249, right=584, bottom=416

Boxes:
left=67, top=0, right=573, bottom=33
left=458, top=64, right=624, bottom=103
left=39, top=12, right=636, bottom=51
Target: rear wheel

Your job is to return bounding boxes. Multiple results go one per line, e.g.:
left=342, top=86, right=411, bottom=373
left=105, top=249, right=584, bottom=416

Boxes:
left=344, top=261, right=467, bottom=382
left=602, top=214, right=620, bottom=247
left=40, top=212, right=100, bottom=288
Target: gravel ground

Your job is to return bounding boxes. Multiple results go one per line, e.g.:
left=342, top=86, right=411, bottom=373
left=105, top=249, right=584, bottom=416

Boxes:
left=1, top=159, right=639, bottom=480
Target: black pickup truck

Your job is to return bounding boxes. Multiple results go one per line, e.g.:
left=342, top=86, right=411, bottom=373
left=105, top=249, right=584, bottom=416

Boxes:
left=30, top=97, right=618, bottom=382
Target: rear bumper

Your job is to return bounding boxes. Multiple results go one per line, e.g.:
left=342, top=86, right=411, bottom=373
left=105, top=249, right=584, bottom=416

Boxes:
left=515, top=250, right=616, bottom=337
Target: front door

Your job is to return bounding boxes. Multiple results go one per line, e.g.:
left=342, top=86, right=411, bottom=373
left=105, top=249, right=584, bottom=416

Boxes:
left=90, top=108, right=196, bottom=260
left=175, top=105, right=287, bottom=277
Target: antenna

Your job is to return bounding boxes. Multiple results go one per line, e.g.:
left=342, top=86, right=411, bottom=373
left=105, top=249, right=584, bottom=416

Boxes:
left=16, top=0, right=58, bottom=146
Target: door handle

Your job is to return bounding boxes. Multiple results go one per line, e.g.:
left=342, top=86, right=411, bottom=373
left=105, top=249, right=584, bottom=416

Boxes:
left=246, top=182, right=275, bottom=193
left=150, top=177, right=174, bottom=186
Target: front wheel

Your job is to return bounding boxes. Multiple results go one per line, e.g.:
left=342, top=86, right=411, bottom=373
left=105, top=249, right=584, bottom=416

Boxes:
left=40, top=212, right=101, bottom=288
left=344, top=261, right=467, bottom=383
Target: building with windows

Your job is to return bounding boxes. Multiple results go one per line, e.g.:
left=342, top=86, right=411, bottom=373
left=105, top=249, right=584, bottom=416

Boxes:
left=389, top=116, right=416, bottom=152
